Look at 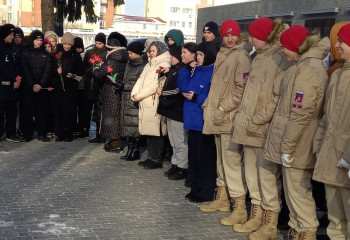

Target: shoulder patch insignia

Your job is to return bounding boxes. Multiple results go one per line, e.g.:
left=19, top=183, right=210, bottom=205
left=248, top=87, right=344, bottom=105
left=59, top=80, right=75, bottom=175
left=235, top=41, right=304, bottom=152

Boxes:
left=243, top=71, right=249, bottom=86
left=292, top=91, right=304, bottom=109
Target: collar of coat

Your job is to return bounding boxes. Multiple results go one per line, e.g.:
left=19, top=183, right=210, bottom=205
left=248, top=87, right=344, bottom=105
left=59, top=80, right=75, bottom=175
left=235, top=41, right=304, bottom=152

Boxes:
left=256, top=41, right=282, bottom=57
left=297, top=37, right=330, bottom=64
left=106, top=46, right=126, bottom=58
left=148, top=51, right=171, bottom=66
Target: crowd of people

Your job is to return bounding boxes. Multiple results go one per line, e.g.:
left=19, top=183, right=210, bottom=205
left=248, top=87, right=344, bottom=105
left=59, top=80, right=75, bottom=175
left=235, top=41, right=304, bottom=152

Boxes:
left=0, top=18, right=349, bottom=240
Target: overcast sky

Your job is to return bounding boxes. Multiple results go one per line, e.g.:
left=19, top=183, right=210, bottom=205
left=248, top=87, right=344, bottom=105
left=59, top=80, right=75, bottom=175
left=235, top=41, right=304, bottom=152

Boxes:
left=125, top=0, right=144, bottom=16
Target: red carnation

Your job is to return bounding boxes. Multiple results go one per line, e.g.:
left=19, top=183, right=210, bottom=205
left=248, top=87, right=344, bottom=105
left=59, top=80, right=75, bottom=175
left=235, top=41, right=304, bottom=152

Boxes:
left=107, top=65, right=113, bottom=73
left=48, top=87, right=54, bottom=91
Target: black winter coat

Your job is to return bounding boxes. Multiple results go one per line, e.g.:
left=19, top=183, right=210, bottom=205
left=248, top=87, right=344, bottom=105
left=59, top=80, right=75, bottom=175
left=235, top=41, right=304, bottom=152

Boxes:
left=51, top=47, right=83, bottom=115
left=121, top=54, right=147, bottom=138
left=21, top=45, right=51, bottom=91
left=0, top=41, right=18, bottom=101
left=157, top=64, right=185, bottom=122
left=92, top=47, right=128, bottom=139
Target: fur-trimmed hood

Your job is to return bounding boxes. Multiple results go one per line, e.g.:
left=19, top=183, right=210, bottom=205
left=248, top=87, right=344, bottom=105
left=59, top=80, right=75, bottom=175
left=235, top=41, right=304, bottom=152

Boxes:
left=266, top=18, right=288, bottom=44
left=298, top=37, right=330, bottom=63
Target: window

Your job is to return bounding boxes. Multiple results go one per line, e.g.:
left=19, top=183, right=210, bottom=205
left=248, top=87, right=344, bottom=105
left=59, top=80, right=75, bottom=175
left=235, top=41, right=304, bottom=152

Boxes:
left=183, top=8, right=190, bottom=14
left=182, top=21, right=185, bottom=28
left=100, top=6, right=106, bottom=14
left=170, top=7, right=180, bottom=13
left=155, top=25, right=158, bottom=30
left=170, top=20, right=177, bottom=27
left=305, top=18, right=335, bottom=38
left=143, top=24, right=147, bottom=30
left=189, top=22, right=193, bottom=28
left=100, top=20, right=106, bottom=27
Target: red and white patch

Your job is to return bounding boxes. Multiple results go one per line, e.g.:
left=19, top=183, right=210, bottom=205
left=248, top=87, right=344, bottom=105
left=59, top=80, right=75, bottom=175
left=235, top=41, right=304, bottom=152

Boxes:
left=292, top=91, right=304, bottom=109
left=204, top=27, right=209, bottom=31
left=243, top=71, right=249, bottom=86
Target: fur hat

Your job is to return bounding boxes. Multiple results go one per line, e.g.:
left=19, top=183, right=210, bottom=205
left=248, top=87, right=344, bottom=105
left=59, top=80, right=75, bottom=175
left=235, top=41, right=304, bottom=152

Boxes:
left=338, top=23, right=350, bottom=47
left=249, top=18, right=274, bottom=41
left=280, top=25, right=309, bottom=53
left=14, top=27, right=24, bottom=38
left=220, top=19, right=241, bottom=38
left=0, top=24, right=15, bottom=40
left=95, top=32, right=106, bottom=44
left=74, top=37, right=84, bottom=49
left=29, top=30, right=44, bottom=42
left=127, top=41, right=144, bottom=56
left=106, top=31, right=127, bottom=50
left=44, top=31, right=58, bottom=42
left=61, top=32, right=74, bottom=45
left=197, top=42, right=219, bottom=66
left=203, top=21, right=219, bottom=36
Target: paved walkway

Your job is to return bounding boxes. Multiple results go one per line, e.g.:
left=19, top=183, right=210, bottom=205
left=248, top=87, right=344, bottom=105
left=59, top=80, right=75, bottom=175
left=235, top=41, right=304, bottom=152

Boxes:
left=0, top=138, right=291, bottom=239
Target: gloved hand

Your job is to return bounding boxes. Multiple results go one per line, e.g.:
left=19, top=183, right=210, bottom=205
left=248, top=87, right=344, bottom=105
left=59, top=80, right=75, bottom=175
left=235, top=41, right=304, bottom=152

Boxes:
left=66, top=73, right=76, bottom=79
left=337, top=158, right=350, bottom=178
left=74, top=76, right=83, bottom=82
left=281, top=153, right=294, bottom=168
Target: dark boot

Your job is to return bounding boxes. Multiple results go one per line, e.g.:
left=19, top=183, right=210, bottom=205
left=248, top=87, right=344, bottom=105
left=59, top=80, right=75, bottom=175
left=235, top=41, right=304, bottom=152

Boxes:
left=126, top=139, right=140, bottom=161
left=168, top=168, right=187, bottom=180
left=105, top=139, right=122, bottom=153
left=164, top=164, right=178, bottom=177
left=120, top=140, right=133, bottom=160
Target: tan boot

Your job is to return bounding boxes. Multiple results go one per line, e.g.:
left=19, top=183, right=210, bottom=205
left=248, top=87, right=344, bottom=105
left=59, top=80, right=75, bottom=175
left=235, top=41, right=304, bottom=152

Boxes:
left=220, top=195, right=248, bottom=226
left=249, top=210, right=279, bottom=240
left=298, top=231, right=316, bottom=240
left=233, top=204, right=263, bottom=233
left=288, top=229, right=299, bottom=240
left=199, top=186, right=230, bottom=212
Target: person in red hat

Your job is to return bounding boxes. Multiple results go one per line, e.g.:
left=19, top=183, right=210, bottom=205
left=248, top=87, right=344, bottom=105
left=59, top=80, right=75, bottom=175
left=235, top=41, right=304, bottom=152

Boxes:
left=199, top=19, right=252, bottom=227
left=259, top=25, right=330, bottom=240
left=313, top=23, right=350, bottom=240
left=230, top=17, right=292, bottom=237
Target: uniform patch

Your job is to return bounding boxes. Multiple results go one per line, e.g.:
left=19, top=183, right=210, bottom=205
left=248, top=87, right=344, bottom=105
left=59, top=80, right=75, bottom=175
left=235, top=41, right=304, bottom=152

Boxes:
left=243, top=72, right=249, bottom=86
left=292, top=91, right=304, bottom=109
left=1, top=81, right=10, bottom=86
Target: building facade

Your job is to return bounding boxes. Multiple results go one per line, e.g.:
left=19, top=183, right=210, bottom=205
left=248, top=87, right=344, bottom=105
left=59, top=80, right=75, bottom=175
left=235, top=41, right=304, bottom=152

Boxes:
left=197, top=0, right=350, bottom=42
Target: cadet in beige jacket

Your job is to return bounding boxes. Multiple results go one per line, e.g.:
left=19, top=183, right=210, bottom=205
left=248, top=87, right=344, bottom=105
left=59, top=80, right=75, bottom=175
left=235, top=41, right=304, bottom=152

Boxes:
left=231, top=18, right=291, bottom=234
left=257, top=26, right=329, bottom=240
left=199, top=19, right=252, bottom=227
left=313, top=23, right=350, bottom=240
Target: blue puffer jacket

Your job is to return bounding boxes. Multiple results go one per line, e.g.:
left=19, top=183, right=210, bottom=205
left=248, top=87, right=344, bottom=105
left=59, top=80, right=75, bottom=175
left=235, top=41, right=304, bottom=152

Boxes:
left=177, top=64, right=214, bottom=131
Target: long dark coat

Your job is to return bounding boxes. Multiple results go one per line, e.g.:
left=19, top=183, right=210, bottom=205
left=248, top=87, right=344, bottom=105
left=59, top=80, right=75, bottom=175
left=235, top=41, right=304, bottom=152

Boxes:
left=93, top=47, right=128, bottom=140
left=51, top=46, right=83, bottom=115
left=121, top=55, right=147, bottom=138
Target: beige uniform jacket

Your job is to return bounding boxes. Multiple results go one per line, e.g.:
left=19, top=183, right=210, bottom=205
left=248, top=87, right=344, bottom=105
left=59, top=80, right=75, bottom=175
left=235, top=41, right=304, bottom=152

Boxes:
left=231, top=42, right=291, bottom=147
left=313, top=61, right=350, bottom=188
left=263, top=38, right=330, bottom=169
left=202, top=43, right=252, bottom=135
left=131, top=52, right=171, bottom=136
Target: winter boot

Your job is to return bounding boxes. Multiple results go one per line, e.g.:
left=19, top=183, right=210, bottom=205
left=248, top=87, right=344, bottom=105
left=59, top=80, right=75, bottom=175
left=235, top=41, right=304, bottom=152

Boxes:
left=120, top=140, right=133, bottom=160
left=288, top=229, right=300, bottom=240
left=164, top=164, right=178, bottom=177
left=220, top=195, right=248, bottom=226
left=249, top=210, right=279, bottom=240
left=233, top=204, right=263, bottom=233
left=298, top=231, right=317, bottom=240
left=126, top=139, right=140, bottom=161
left=199, top=186, right=230, bottom=212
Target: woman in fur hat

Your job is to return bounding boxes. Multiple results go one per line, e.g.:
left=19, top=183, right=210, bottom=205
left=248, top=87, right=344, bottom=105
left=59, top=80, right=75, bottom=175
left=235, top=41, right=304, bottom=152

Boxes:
left=131, top=41, right=171, bottom=169
left=51, top=32, right=83, bottom=142
left=92, top=31, right=128, bottom=153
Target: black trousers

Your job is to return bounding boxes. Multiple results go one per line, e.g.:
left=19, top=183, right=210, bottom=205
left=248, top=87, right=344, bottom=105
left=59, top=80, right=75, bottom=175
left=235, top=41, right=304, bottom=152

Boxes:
left=22, top=90, right=48, bottom=139
left=55, top=113, right=75, bottom=140
left=147, top=136, right=164, bottom=162
left=188, top=130, right=217, bottom=201
left=0, top=100, right=18, bottom=138
left=81, top=97, right=94, bottom=132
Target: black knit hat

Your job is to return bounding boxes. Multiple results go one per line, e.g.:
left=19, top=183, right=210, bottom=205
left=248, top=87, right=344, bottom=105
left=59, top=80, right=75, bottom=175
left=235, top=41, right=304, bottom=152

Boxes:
left=203, top=21, right=219, bottom=37
left=29, top=30, right=44, bottom=42
left=106, top=31, right=127, bottom=50
left=95, top=32, right=106, bottom=44
left=14, top=27, right=24, bottom=38
left=0, top=23, right=15, bottom=40
left=74, top=37, right=84, bottom=49
left=197, top=42, right=219, bottom=66
left=169, top=45, right=182, bottom=63
left=127, top=41, right=144, bottom=55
